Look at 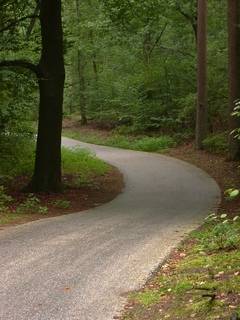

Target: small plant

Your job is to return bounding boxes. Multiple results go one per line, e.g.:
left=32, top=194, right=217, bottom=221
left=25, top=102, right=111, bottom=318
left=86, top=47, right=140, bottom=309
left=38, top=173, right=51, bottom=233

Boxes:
left=52, top=199, right=71, bottom=209
left=225, top=188, right=239, bottom=200
left=202, top=213, right=240, bottom=252
left=16, top=194, right=48, bottom=215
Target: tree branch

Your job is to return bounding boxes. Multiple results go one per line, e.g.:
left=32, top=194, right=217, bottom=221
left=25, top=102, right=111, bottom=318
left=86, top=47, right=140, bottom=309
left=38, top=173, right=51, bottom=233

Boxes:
left=175, top=2, right=197, bottom=41
left=148, top=23, right=168, bottom=57
left=26, top=0, right=41, bottom=39
left=0, top=15, right=39, bottom=33
left=0, top=60, right=38, bottom=75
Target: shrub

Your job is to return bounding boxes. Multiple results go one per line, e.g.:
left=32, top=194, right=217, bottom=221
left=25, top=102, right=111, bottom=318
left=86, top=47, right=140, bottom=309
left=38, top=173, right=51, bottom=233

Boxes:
left=16, top=194, right=48, bottom=215
left=52, top=199, right=71, bottom=209
left=202, top=132, right=228, bottom=154
left=132, top=136, right=176, bottom=152
left=0, top=136, right=35, bottom=178
left=200, top=213, right=240, bottom=252
left=105, top=135, right=176, bottom=152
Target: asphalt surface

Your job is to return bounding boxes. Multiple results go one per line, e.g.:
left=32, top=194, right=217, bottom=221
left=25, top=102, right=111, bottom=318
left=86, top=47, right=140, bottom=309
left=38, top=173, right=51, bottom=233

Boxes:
left=0, top=137, right=220, bottom=320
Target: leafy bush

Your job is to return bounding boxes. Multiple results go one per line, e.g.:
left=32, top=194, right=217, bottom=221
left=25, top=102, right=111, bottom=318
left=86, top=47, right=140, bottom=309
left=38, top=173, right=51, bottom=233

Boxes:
left=52, top=199, right=71, bottom=209
left=200, top=213, right=240, bottom=252
left=16, top=194, right=48, bottom=215
left=176, top=93, right=196, bottom=129
left=202, top=132, right=228, bottom=153
left=0, top=136, right=35, bottom=178
left=132, top=136, right=176, bottom=152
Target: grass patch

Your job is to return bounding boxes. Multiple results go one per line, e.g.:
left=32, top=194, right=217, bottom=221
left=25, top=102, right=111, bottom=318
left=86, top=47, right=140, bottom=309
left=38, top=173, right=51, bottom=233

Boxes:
left=122, top=213, right=240, bottom=320
left=62, top=147, right=109, bottom=185
left=0, top=211, right=29, bottom=225
left=63, top=129, right=176, bottom=153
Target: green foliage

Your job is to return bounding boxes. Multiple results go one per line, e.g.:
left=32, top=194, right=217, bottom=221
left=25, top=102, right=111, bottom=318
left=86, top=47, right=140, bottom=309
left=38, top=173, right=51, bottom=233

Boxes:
left=52, top=199, right=71, bottom=209
left=16, top=194, right=48, bottom=215
left=0, top=186, right=12, bottom=211
left=123, top=211, right=240, bottom=320
left=130, top=290, right=164, bottom=306
left=0, top=136, right=35, bottom=179
left=1, top=0, right=229, bottom=149
left=64, top=129, right=176, bottom=152
left=225, top=188, right=240, bottom=200
left=202, top=133, right=228, bottom=154
left=0, top=134, right=109, bottom=187
left=131, top=136, right=176, bottom=152
left=62, top=147, right=109, bottom=184
left=198, top=213, right=240, bottom=252
left=176, top=93, right=196, bottom=129
left=63, top=0, right=229, bottom=140
left=232, top=101, right=240, bottom=140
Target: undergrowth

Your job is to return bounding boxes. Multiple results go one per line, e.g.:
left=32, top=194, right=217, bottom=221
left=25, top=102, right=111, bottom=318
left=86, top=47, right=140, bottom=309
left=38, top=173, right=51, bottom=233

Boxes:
left=123, top=213, right=240, bottom=320
left=64, top=129, right=176, bottom=152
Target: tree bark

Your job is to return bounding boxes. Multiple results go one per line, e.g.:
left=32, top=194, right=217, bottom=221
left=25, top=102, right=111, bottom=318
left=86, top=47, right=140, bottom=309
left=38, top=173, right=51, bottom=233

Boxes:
left=228, top=0, right=240, bottom=160
left=196, top=0, right=207, bottom=149
left=76, top=0, right=87, bottom=125
left=77, top=49, right=87, bottom=125
left=30, top=0, right=65, bottom=192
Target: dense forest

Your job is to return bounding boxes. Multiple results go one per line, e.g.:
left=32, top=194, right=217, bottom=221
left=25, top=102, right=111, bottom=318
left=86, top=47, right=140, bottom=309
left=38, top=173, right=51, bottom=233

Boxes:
left=0, top=1, right=240, bottom=196
left=1, top=1, right=240, bottom=319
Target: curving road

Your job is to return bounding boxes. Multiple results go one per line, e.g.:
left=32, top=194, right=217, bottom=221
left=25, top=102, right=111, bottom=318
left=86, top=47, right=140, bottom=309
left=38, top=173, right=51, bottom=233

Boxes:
left=0, top=137, right=220, bottom=320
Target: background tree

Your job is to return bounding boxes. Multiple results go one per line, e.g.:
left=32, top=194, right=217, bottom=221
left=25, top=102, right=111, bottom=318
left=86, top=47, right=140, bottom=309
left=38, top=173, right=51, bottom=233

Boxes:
left=228, top=0, right=240, bottom=160
left=196, top=0, right=208, bottom=149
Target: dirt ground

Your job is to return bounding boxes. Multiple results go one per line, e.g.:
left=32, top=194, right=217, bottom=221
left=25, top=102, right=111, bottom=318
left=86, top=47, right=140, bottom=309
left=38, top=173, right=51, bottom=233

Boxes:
left=0, top=167, right=124, bottom=229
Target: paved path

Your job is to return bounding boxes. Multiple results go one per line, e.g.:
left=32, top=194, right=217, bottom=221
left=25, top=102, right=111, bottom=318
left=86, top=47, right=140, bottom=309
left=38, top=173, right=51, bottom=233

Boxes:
left=0, top=137, right=220, bottom=320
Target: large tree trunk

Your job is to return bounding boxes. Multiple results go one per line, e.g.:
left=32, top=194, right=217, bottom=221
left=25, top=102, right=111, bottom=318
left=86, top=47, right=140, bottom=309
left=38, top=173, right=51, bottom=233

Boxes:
left=196, top=0, right=207, bottom=149
left=228, top=0, right=240, bottom=160
left=30, top=0, right=65, bottom=192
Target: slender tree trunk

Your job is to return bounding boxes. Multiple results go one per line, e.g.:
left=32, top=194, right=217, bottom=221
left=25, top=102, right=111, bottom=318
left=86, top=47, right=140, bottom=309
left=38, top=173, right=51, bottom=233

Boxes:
left=176, top=1, right=197, bottom=43
left=30, top=0, right=65, bottom=192
left=143, top=31, right=152, bottom=66
left=196, top=0, right=207, bottom=149
left=76, top=0, right=87, bottom=125
left=92, top=55, right=98, bottom=83
left=77, top=49, right=87, bottom=125
left=228, top=0, right=240, bottom=160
